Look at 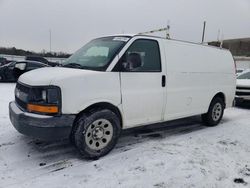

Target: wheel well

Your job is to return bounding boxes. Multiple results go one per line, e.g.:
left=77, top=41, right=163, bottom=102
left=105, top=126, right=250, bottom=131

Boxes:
left=74, top=102, right=123, bottom=128
left=212, top=92, right=226, bottom=107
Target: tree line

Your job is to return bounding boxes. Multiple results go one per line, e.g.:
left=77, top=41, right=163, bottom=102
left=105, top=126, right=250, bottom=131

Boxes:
left=0, top=47, right=71, bottom=58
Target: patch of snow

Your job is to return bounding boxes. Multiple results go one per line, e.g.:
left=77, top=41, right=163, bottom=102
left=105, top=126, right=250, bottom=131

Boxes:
left=1, top=83, right=250, bottom=187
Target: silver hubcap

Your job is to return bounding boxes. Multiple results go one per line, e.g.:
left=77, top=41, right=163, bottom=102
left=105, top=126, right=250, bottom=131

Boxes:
left=212, top=103, right=222, bottom=121
left=85, top=119, right=113, bottom=150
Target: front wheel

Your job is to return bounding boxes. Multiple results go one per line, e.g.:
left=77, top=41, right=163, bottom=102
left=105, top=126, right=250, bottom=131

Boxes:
left=74, top=109, right=121, bottom=159
left=202, top=97, right=225, bottom=127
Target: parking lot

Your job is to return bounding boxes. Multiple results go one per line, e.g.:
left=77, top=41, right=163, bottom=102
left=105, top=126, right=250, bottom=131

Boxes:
left=1, top=83, right=250, bottom=187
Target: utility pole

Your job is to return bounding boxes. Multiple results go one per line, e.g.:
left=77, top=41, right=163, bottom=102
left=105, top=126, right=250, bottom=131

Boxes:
left=49, top=29, right=52, bottom=53
left=220, top=32, right=224, bottom=48
left=201, top=21, right=206, bottom=43
left=217, top=29, right=221, bottom=41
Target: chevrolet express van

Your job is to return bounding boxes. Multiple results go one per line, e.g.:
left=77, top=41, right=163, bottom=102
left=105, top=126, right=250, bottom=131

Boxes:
left=9, top=35, right=236, bottom=158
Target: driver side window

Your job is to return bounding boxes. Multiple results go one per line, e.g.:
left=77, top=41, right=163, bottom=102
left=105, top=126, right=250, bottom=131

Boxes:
left=114, top=39, right=161, bottom=72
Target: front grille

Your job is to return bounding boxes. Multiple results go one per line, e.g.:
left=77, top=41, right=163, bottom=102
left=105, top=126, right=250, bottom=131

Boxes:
left=15, top=82, right=30, bottom=111
left=236, top=86, right=250, bottom=96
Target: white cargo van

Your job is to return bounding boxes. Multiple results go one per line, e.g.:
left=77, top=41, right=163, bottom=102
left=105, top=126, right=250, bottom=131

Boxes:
left=9, top=34, right=236, bottom=158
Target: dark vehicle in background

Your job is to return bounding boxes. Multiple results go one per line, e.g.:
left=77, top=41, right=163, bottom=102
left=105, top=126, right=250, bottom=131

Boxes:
left=25, top=56, right=59, bottom=67
left=0, top=57, right=8, bottom=66
left=0, top=60, right=49, bottom=82
left=0, top=57, right=16, bottom=66
left=0, top=61, right=16, bottom=81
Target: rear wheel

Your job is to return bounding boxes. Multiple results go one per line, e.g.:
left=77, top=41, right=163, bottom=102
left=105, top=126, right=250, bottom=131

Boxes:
left=202, top=97, right=225, bottom=126
left=74, top=109, right=121, bottom=159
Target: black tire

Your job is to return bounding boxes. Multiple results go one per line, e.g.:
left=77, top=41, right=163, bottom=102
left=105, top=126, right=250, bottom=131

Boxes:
left=69, top=118, right=80, bottom=146
left=202, top=97, right=225, bottom=127
left=74, top=109, right=121, bottom=159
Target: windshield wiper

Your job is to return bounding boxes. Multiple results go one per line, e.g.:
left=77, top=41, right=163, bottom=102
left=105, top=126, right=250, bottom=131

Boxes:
left=62, top=63, right=83, bottom=69
left=61, top=62, right=103, bottom=71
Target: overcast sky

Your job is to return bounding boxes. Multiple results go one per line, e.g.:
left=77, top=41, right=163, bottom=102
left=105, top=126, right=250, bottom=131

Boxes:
left=0, top=0, right=249, bottom=53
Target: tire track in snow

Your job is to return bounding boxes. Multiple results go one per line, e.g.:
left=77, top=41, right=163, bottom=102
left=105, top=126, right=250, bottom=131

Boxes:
left=1, top=117, right=206, bottom=187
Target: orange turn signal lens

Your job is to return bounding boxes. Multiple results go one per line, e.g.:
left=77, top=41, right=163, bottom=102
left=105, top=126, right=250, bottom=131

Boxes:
left=27, top=104, right=59, bottom=114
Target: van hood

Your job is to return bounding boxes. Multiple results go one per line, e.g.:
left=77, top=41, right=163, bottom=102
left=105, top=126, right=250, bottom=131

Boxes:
left=236, top=79, right=250, bottom=88
left=18, top=67, right=101, bottom=86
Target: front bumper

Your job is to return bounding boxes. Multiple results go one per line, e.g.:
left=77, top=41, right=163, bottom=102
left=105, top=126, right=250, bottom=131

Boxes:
left=9, top=101, right=76, bottom=140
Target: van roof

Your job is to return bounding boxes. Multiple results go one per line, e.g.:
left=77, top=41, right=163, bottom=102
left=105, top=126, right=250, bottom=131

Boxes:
left=101, top=33, right=229, bottom=52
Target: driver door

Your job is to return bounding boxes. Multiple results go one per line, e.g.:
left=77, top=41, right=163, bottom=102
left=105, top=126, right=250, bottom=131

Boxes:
left=115, top=39, right=166, bottom=128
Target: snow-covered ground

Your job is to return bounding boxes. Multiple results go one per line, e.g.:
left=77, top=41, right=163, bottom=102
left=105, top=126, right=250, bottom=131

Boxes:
left=1, top=83, right=250, bottom=188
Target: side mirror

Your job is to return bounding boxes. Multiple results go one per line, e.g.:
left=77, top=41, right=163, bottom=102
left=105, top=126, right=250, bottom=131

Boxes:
left=14, top=63, right=26, bottom=71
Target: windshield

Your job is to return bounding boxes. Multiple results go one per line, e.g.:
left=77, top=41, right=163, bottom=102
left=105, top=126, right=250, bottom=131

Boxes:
left=62, top=36, right=130, bottom=71
left=238, top=71, right=250, bottom=79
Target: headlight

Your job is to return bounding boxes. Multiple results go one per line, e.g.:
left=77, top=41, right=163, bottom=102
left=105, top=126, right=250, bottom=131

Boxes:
left=42, top=90, right=47, bottom=101
left=27, top=86, right=61, bottom=115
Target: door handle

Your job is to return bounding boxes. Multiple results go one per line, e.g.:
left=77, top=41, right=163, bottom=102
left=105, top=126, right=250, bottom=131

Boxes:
left=162, top=75, right=166, bottom=87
